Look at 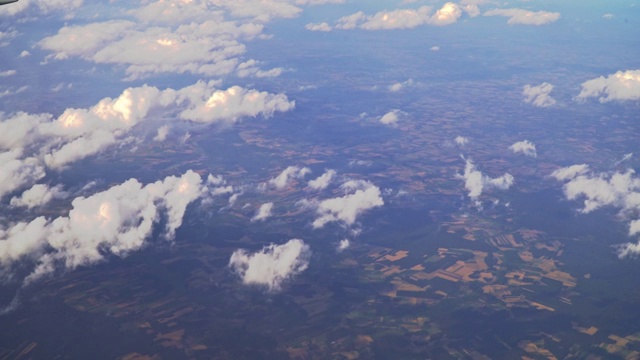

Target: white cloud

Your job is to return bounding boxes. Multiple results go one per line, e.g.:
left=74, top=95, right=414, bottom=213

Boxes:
left=268, top=166, right=311, bottom=189
left=308, top=169, right=336, bottom=190
left=312, top=180, right=384, bottom=228
left=576, top=70, right=640, bottom=103
left=153, top=125, right=170, bottom=142
left=0, top=70, right=16, bottom=77
left=0, top=29, right=17, bottom=47
left=236, top=60, right=283, bottom=78
left=484, top=8, right=561, bottom=25
left=0, top=149, right=45, bottom=200
left=229, top=239, right=311, bottom=292
left=306, top=22, right=332, bottom=31
left=336, top=239, right=350, bottom=252
left=458, top=159, right=514, bottom=200
left=454, top=136, right=469, bottom=146
left=388, top=78, right=413, bottom=92
left=0, top=0, right=82, bottom=17
left=603, top=13, right=615, bottom=19
left=380, top=110, right=401, bottom=126
left=37, top=1, right=282, bottom=80
left=252, top=202, right=274, bottom=222
left=335, top=3, right=462, bottom=31
left=509, top=140, right=537, bottom=158
left=19, top=50, right=30, bottom=58
left=430, top=45, right=440, bottom=51
left=178, top=84, right=294, bottom=124
left=0, top=170, right=205, bottom=284
left=10, top=184, right=66, bottom=209
left=553, top=166, right=640, bottom=257
left=550, top=164, right=589, bottom=181
left=523, top=82, right=556, bottom=107
left=616, top=153, right=633, bottom=166
left=0, top=81, right=293, bottom=195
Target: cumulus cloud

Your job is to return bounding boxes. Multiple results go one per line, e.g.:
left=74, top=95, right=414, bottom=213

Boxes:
left=576, top=70, right=640, bottom=103
left=252, top=202, right=274, bottom=222
left=484, top=8, right=561, bottom=25
left=229, top=239, right=311, bottom=292
left=334, top=3, right=462, bottom=31
left=308, top=169, right=336, bottom=190
left=268, top=166, right=311, bottom=190
left=305, top=22, right=332, bottom=31
left=380, top=110, right=401, bottom=126
left=458, top=159, right=514, bottom=200
left=523, top=82, right=556, bottom=107
left=455, top=136, right=469, bottom=146
left=509, top=140, right=537, bottom=158
left=336, top=239, right=350, bottom=252
left=10, top=184, right=66, bottom=209
left=553, top=166, right=640, bottom=257
left=388, top=78, right=413, bottom=92
left=0, top=82, right=292, bottom=197
left=0, top=170, right=205, bottom=285
left=37, top=0, right=288, bottom=80
left=0, top=70, right=16, bottom=77
left=312, top=180, right=384, bottom=228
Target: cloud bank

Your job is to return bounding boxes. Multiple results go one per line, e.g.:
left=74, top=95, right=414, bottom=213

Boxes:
left=484, top=8, right=560, bottom=25
left=0, top=170, right=205, bottom=285
left=0, top=81, right=293, bottom=199
left=307, top=3, right=462, bottom=31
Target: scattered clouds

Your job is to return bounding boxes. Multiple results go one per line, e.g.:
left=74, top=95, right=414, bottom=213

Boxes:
left=509, top=140, right=537, bottom=158
left=552, top=166, right=640, bottom=257
left=484, top=8, right=561, bottom=25
left=0, top=0, right=83, bottom=17
left=37, top=1, right=286, bottom=80
left=313, top=3, right=463, bottom=31
left=576, top=70, right=640, bottom=103
left=308, top=169, right=336, bottom=190
left=0, top=171, right=205, bottom=285
left=0, top=82, right=292, bottom=198
left=305, top=22, right=332, bottom=32
left=523, top=82, right=556, bottom=107
left=267, top=166, right=311, bottom=190
left=10, top=184, right=66, bottom=209
left=252, top=202, right=274, bottom=222
left=0, top=70, right=16, bottom=77
left=458, top=159, right=514, bottom=200
left=229, top=239, right=311, bottom=292
left=312, top=180, right=384, bottom=228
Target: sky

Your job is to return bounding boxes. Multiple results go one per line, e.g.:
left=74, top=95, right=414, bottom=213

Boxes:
left=0, top=0, right=639, bottom=306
